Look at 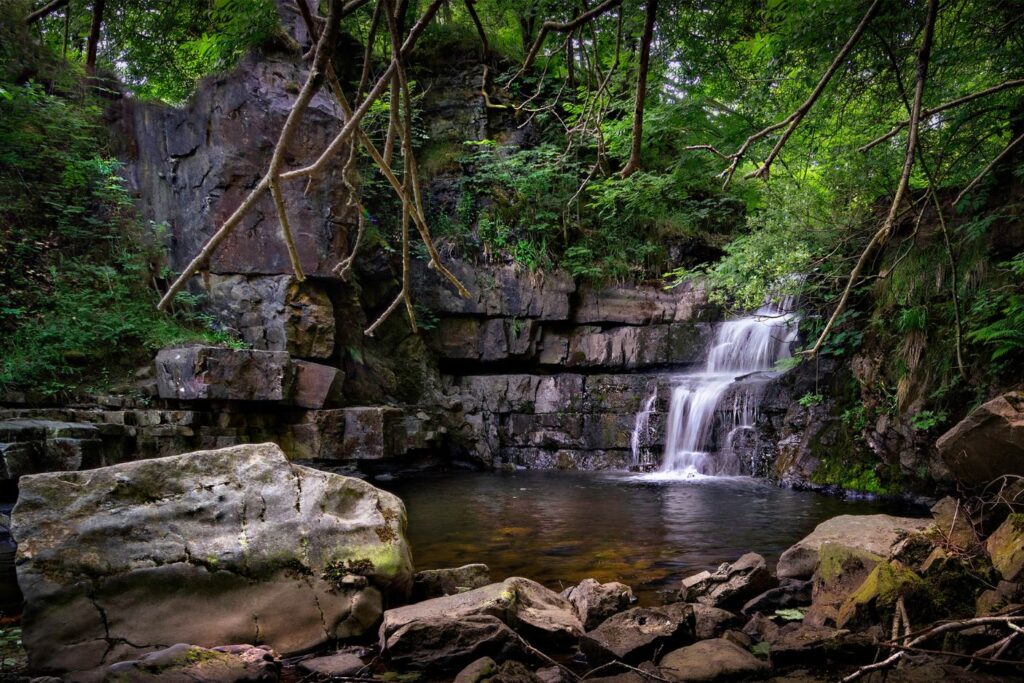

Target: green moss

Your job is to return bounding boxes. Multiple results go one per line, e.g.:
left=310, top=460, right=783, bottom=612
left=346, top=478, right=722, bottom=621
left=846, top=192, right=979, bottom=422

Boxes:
left=817, top=543, right=883, bottom=584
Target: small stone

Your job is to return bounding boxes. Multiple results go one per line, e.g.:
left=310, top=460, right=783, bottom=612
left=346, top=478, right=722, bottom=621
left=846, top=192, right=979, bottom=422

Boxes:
left=690, top=604, right=741, bottom=640
left=413, top=564, right=492, bottom=601
left=562, top=578, right=635, bottom=630
left=580, top=605, right=694, bottom=665
left=682, top=553, right=778, bottom=610
left=298, top=652, right=364, bottom=677
left=454, top=655, right=497, bottom=683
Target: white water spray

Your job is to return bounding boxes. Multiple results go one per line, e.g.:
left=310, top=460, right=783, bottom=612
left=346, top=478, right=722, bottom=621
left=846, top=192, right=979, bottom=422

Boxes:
left=630, top=386, right=659, bottom=468
left=660, top=296, right=799, bottom=477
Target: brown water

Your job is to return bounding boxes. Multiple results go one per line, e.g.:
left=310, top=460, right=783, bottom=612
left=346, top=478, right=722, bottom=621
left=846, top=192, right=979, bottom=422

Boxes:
left=382, top=471, right=921, bottom=603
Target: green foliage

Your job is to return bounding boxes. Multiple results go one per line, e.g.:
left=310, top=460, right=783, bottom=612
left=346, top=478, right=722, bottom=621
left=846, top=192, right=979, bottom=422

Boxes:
left=0, top=626, right=23, bottom=673
left=774, top=608, right=806, bottom=622
left=909, top=410, right=948, bottom=432
left=966, top=252, right=1024, bottom=363
left=798, top=393, right=825, bottom=408
left=0, top=71, right=236, bottom=398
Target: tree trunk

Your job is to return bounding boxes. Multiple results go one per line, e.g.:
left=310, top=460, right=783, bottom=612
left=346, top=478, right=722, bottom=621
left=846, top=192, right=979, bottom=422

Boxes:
left=620, top=0, right=657, bottom=178
left=85, top=0, right=105, bottom=74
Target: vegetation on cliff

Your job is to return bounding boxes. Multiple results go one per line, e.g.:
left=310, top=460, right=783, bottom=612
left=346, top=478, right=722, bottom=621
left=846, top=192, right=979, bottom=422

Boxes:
left=2, top=0, right=1022, bottom=483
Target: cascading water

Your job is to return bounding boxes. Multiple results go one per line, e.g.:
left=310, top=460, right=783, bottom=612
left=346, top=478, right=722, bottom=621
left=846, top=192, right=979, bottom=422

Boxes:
left=659, top=296, right=799, bottom=477
left=630, top=386, right=659, bottom=468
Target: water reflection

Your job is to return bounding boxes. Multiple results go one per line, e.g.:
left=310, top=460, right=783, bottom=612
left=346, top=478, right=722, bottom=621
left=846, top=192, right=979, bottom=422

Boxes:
left=382, top=471, right=921, bottom=603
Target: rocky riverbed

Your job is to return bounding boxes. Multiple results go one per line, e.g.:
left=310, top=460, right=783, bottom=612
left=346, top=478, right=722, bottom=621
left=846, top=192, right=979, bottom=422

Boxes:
left=5, top=443, right=1022, bottom=681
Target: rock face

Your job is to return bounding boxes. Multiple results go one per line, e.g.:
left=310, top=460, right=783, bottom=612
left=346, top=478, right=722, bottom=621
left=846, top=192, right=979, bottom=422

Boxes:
left=937, top=391, right=1024, bottom=483
left=776, top=515, right=933, bottom=579
left=113, top=53, right=353, bottom=277
left=155, top=346, right=293, bottom=401
left=12, top=443, right=413, bottom=675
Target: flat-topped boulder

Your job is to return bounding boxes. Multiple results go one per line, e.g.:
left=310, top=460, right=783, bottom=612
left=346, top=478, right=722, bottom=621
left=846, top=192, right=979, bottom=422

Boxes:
left=380, top=577, right=583, bottom=653
left=776, top=515, right=933, bottom=579
left=12, top=443, right=413, bottom=675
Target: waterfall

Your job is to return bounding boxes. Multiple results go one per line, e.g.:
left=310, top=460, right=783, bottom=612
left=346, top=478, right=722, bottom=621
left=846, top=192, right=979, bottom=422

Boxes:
left=630, top=386, right=659, bottom=469
left=659, top=296, right=798, bottom=477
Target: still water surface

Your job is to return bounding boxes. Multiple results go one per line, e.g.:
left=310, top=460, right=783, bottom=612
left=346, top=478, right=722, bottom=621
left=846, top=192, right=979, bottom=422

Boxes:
left=382, top=471, right=921, bottom=603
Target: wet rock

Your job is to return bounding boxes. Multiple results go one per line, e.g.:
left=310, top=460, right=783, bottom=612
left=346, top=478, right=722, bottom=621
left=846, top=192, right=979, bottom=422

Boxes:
left=413, top=563, right=493, bottom=601
left=297, top=652, right=364, bottom=677
left=682, top=553, right=778, bottom=610
left=776, top=515, right=933, bottom=579
left=203, top=274, right=335, bottom=358
left=659, top=638, right=769, bottom=682
left=804, top=543, right=884, bottom=627
left=741, top=579, right=812, bottom=615
left=12, top=443, right=412, bottom=675
left=99, top=643, right=278, bottom=682
left=690, top=604, right=742, bottom=640
left=155, top=346, right=292, bottom=401
left=381, top=577, right=583, bottom=652
left=382, top=614, right=526, bottom=672
left=579, top=605, right=695, bottom=665
left=936, top=391, right=1024, bottom=483
left=561, top=578, right=635, bottom=630
left=986, top=513, right=1024, bottom=582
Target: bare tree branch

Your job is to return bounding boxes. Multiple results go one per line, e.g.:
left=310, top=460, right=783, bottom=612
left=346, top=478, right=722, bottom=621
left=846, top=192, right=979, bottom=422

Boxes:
left=514, top=0, right=623, bottom=80
left=954, top=130, right=1024, bottom=206
left=859, top=78, right=1024, bottom=153
left=804, top=0, right=938, bottom=357
left=25, top=0, right=68, bottom=24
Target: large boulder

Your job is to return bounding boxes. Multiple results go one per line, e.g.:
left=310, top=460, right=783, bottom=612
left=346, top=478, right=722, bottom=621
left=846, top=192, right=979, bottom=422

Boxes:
left=12, top=443, right=413, bottom=675
left=936, top=391, right=1024, bottom=483
left=776, top=515, right=933, bottom=579
left=681, top=553, right=778, bottom=610
left=380, top=577, right=583, bottom=653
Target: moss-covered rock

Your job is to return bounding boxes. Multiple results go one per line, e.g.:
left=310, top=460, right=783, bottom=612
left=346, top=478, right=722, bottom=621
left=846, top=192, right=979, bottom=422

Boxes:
left=986, top=513, right=1024, bottom=582
left=836, top=561, right=924, bottom=629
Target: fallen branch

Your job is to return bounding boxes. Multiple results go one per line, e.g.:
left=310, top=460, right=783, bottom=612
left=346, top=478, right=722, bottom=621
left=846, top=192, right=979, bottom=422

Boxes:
left=25, top=0, right=68, bottom=24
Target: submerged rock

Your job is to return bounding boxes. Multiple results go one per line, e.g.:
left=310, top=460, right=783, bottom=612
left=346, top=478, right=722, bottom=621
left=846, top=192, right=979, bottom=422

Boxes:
left=580, top=605, right=695, bottom=665
left=413, top=563, right=493, bottom=601
left=561, top=578, right=635, bottom=629
left=659, top=638, right=769, bottom=682
left=936, top=391, right=1024, bottom=483
left=381, top=577, right=583, bottom=655
left=682, top=553, right=778, bottom=610
left=12, top=443, right=413, bottom=675
left=776, top=515, right=933, bottom=579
